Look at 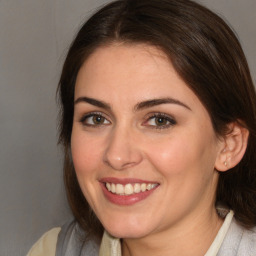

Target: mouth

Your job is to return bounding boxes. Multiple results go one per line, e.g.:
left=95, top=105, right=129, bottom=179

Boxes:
left=100, top=178, right=159, bottom=205
left=105, top=182, right=158, bottom=195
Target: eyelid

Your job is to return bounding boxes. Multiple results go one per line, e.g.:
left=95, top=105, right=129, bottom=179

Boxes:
left=142, top=112, right=177, bottom=129
left=79, top=111, right=111, bottom=126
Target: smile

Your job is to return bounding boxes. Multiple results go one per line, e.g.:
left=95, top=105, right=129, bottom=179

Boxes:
left=105, top=182, right=158, bottom=195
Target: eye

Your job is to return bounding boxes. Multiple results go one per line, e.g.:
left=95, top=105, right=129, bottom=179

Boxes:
left=144, top=113, right=176, bottom=129
left=80, top=113, right=110, bottom=126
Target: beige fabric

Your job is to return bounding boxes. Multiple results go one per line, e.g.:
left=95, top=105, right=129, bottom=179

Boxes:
left=26, top=227, right=61, bottom=256
left=99, top=231, right=122, bottom=256
left=205, top=210, right=234, bottom=255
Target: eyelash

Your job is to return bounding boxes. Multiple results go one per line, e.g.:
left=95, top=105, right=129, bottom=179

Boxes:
left=79, top=112, right=110, bottom=127
left=79, top=112, right=177, bottom=129
left=143, top=113, right=177, bottom=129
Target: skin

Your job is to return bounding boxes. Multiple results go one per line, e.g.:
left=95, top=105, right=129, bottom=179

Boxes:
left=71, top=43, right=226, bottom=256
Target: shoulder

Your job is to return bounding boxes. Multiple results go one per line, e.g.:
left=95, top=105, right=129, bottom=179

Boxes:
left=26, top=227, right=61, bottom=256
left=238, top=224, right=256, bottom=254
left=56, top=220, right=100, bottom=256
left=218, top=218, right=256, bottom=255
left=27, top=220, right=100, bottom=256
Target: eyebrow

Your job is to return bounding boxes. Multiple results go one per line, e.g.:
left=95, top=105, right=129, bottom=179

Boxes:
left=134, top=98, right=191, bottom=111
left=74, top=97, right=111, bottom=110
left=74, top=96, right=191, bottom=111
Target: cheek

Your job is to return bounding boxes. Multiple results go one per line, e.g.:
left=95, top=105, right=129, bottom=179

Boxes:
left=147, top=138, right=196, bottom=176
left=145, top=132, right=216, bottom=178
left=71, top=131, right=102, bottom=176
left=70, top=131, right=105, bottom=208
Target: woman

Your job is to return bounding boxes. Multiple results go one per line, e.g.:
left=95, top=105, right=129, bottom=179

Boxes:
left=28, top=0, right=256, bottom=255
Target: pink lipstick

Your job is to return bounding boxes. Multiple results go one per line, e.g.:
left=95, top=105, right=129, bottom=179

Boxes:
left=99, top=178, right=159, bottom=206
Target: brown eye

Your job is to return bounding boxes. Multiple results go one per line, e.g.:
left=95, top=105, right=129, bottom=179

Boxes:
left=93, top=115, right=105, bottom=124
left=155, top=117, right=168, bottom=126
left=144, top=113, right=177, bottom=129
left=80, top=113, right=110, bottom=126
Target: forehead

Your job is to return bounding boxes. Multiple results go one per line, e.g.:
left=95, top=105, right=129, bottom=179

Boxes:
left=79, top=43, right=171, bottom=79
left=76, top=44, right=187, bottom=95
left=74, top=43, right=206, bottom=114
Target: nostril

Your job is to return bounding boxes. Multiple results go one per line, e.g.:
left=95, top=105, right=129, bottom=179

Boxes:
left=103, top=132, right=143, bottom=170
left=103, top=156, right=136, bottom=170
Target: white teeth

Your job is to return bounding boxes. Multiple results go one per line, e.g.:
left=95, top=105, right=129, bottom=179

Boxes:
left=134, top=183, right=141, bottom=193
left=116, top=184, right=124, bottom=194
left=141, top=183, right=146, bottom=192
left=105, top=182, right=158, bottom=195
left=106, top=183, right=111, bottom=191
left=124, top=184, right=133, bottom=195
left=147, top=183, right=152, bottom=190
left=111, top=183, right=116, bottom=193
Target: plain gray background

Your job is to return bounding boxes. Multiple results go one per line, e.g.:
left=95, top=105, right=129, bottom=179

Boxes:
left=0, top=1, right=255, bottom=255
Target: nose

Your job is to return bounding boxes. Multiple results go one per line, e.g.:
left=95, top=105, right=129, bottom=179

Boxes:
left=103, top=126, right=143, bottom=170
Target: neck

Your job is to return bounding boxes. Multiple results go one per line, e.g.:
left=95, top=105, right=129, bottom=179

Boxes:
left=122, top=207, right=223, bottom=256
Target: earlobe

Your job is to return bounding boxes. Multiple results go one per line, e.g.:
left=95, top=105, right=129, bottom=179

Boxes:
left=214, top=122, right=249, bottom=172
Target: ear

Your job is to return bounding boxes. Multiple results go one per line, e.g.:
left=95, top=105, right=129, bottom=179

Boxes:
left=214, top=122, right=249, bottom=172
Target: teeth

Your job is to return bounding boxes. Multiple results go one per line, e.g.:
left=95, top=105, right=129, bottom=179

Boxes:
left=124, top=184, right=133, bottom=195
left=134, top=183, right=141, bottom=193
left=147, top=183, right=153, bottom=190
left=106, top=183, right=111, bottom=191
left=116, top=184, right=124, bottom=194
left=111, top=183, right=116, bottom=193
left=105, top=182, right=158, bottom=195
left=141, top=183, right=146, bottom=192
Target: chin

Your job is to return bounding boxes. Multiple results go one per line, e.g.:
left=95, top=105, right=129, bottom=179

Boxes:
left=102, top=218, right=153, bottom=239
left=107, top=228, right=149, bottom=239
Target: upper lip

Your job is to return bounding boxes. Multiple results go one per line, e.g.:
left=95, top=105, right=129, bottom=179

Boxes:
left=99, top=177, right=159, bottom=185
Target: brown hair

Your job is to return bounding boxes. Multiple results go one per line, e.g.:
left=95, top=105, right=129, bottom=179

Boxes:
left=58, top=0, right=256, bottom=240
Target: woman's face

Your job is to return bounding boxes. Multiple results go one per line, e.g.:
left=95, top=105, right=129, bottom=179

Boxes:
left=71, top=43, right=222, bottom=239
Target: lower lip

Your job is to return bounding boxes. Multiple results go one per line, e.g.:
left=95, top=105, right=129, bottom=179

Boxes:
left=100, top=183, right=158, bottom=206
